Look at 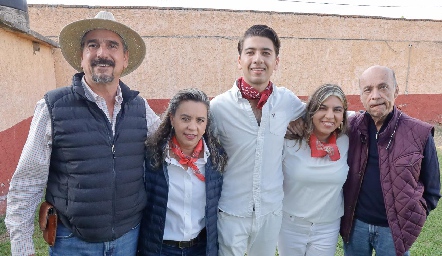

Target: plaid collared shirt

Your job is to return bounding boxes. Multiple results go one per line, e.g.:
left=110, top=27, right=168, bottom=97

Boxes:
left=5, top=78, right=160, bottom=256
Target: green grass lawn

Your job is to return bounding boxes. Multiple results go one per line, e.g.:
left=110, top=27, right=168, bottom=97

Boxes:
left=2, top=153, right=442, bottom=255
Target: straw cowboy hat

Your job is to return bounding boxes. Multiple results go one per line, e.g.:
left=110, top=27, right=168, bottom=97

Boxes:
left=59, top=11, right=146, bottom=77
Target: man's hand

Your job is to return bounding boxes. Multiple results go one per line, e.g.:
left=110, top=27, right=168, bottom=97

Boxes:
left=287, top=118, right=305, bottom=137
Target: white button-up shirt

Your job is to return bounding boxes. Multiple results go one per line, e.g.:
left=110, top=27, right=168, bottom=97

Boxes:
left=5, top=78, right=160, bottom=256
left=210, top=82, right=304, bottom=217
left=163, top=140, right=209, bottom=241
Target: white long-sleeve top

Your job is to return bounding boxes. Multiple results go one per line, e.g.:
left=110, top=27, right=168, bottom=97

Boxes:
left=282, top=135, right=349, bottom=223
left=211, top=82, right=305, bottom=218
left=5, top=77, right=160, bottom=256
left=163, top=140, right=209, bottom=241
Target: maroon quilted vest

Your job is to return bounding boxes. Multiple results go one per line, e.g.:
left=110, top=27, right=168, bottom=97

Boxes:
left=340, top=107, right=433, bottom=256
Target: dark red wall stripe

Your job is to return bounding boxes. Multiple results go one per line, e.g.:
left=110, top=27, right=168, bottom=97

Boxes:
left=0, top=117, right=32, bottom=214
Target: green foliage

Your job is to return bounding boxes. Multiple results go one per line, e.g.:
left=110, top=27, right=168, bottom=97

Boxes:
left=0, top=214, right=10, bottom=255
left=0, top=215, right=6, bottom=235
left=407, top=149, right=442, bottom=256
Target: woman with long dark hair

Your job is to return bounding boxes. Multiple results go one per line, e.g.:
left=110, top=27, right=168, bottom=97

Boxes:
left=138, top=88, right=227, bottom=256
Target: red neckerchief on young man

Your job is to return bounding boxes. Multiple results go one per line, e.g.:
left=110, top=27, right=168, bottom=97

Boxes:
left=170, top=136, right=205, bottom=182
left=237, top=77, right=273, bottom=109
left=309, top=132, right=340, bottom=161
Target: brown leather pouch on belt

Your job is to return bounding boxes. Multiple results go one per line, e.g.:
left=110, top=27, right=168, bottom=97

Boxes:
left=39, top=201, right=57, bottom=246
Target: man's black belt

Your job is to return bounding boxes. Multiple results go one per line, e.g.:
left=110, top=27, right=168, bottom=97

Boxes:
left=162, top=228, right=206, bottom=248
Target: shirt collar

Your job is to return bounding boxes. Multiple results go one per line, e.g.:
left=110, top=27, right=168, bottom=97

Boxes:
left=165, top=138, right=210, bottom=164
left=365, top=110, right=394, bottom=135
left=81, top=76, right=123, bottom=104
left=231, top=79, right=275, bottom=102
left=231, top=81, right=243, bottom=101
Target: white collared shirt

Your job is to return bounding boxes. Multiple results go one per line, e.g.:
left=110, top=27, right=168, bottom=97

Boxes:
left=282, top=135, right=349, bottom=223
left=163, top=139, right=209, bottom=241
left=210, top=82, right=305, bottom=217
left=81, top=76, right=123, bottom=135
left=5, top=79, right=160, bottom=256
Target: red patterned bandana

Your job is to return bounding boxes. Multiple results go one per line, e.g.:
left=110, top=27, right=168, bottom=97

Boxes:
left=237, top=77, right=273, bottom=109
left=309, top=132, right=340, bottom=161
left=170, top=136, right=205, bottom=181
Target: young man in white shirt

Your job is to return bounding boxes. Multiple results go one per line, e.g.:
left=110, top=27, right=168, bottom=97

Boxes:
left=210, top=24, right=305, bottom=256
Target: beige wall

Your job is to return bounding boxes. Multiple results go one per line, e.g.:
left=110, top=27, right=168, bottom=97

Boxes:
left=0, top=25, right=57, bottom=213
left=0, top=28, right=56, bottom=131
left=27, top=5, right=442, bottom=99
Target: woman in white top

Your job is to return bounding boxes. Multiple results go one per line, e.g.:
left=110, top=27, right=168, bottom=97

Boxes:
left=138, top=89, right=228, bottom=255
left=278, top=84, right=349, bottom=256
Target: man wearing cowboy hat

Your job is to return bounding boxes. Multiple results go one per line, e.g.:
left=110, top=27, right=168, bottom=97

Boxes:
left=5, top=11, right=160, bottom=256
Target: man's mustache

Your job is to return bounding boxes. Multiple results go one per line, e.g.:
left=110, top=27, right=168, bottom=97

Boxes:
left=91, top=58, right=115, bottom=67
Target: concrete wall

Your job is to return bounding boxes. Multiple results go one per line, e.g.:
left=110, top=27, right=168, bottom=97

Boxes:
left=27, top=5, right=442, bottom=99
left=0, top=26, right=57, bottom=213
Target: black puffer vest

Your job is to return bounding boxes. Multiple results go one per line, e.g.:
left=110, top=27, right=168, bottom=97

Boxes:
left=138, top=139, right=223, bottom=256
left=44, top=73, right=148, bottom=242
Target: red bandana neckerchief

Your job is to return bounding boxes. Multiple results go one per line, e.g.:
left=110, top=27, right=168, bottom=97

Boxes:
left=170, top=136, right=205, bottom=182
left=237, top=77, right=273, bottom=109
left=309, top=132, right=340, bottom=161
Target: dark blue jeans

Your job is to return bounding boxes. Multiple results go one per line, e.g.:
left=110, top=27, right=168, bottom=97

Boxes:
left=49, top=222, right=140, bottom=256
left=343, top=219, right=410, bottom=256
left=160, top=240, right=206, bottom=256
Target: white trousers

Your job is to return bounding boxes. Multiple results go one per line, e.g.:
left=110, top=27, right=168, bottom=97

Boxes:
left=277, top=211, right=340, bottom=256
left=217, top=206, right=283, bottom=256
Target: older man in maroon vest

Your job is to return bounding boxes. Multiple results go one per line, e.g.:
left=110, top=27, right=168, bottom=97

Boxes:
left=340, top=65, right=441, bottom=256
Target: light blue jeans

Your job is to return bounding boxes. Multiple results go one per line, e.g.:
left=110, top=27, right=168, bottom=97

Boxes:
left=49, top=222, right=140, bottom=256
left=343, top=219, right=410, bottom=256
